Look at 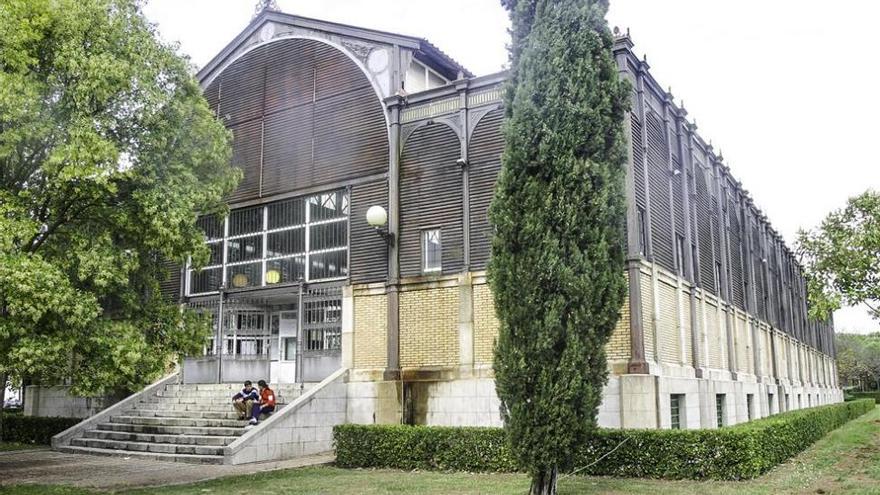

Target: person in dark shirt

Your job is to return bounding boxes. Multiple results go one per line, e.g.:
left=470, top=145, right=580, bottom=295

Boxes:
left=247, top=379, right=276, bottom=426
left=232, top=380, right=259, bottom=420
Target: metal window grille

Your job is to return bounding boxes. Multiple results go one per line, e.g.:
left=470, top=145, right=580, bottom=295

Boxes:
left=187, top=189, right=349, bottom=295
left=670, top=394, right=683, bottom=430
left=716, top=394, right=725, bottom=427
left=302, top=286, right=342, bottom=353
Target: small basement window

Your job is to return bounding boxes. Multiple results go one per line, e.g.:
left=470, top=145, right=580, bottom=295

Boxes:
left=670, top=394, right=684, bottom=430
left=422, top=229, right=442, bottom=273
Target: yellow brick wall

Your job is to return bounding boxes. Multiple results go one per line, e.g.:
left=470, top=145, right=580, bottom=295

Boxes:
left=706, top=302, right=723, bottom=369
left=606, top=293, right=631, bottom=362
left=473, top=283, right=499, bottom=365
left=657, top=281, right=680, bottom=364
left=400, top=286, right=459, bottom=368
left=735, top=315, right=748, bottom=373
left=681, top=291, right=692, bottom=367
left=353, top=293, right=388, bottom=369
left=641, top=271, right=655, bottom=362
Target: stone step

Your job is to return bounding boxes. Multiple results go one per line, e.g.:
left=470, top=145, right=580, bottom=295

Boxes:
left=96, top=422, right=245, bottom=437
left=147, top=395, right=296, bottom=405
left=71, top=437, right=225, bottom=456
left=110, top=415, right=247, bottom=429
left=136, top=398, right=290, bottom=408
left=128, top=409, right=249, bottom=420
left=83, top=429, right=238, bottom=446
left=58, top=445, right=224, bottom=465
left=165, top=383, right=313, bottom=392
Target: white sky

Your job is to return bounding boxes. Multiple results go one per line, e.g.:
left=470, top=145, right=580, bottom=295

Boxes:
left=143, top=0, right=880, bottom=334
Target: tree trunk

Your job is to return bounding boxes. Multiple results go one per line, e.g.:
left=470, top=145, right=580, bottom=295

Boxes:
left=0, top=373, right=7, bottom=443
left=529, top=466, right=558, bottom=495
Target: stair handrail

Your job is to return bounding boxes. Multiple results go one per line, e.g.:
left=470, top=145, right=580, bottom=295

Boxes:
left=51, top=371, right=180, bottom=448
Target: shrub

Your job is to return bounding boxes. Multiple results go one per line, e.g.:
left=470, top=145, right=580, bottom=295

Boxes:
left=1, top=414, right=80, bottom=445
left=334, top=399, right=875, bottom=480
left=848, top=391, right=880, bottom=404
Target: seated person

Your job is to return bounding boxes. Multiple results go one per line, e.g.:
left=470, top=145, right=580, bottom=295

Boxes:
left=232, top=380, right=259, bottom=420
left=247, top=379, right=276, bottom=426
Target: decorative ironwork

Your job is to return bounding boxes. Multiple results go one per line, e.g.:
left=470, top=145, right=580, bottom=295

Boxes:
left=253, top=0, right=280, bottom=19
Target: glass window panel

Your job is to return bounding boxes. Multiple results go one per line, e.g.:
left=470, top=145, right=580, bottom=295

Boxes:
left=283, top=337, right=297, bottom=361
left=227, top=235, right=263, bottom=263
left=227, top=262, right=261, bottom=289
left=190, top=267, right=222, bottom=294
left=267, top=228, right=305, bottom=257
left=309, top=221, right=347, bottom=251
left=308, top=190, right=347, bottom=222
left=229, top=206, right=263, bottom=236
left=197, top=215, right=224, bottom=240
left=266, top=256, right=305, bottom=284
left=423, top=229, right=442, bottom=272
left=206, top=241, right=223, bottom=266
left=268, top=198, right=305, bottom=230
left=309, top=250, right=348, bottom=280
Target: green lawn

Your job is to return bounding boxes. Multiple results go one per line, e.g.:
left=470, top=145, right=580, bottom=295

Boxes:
left=0, top=442, right=43, bottom=452
left=4, top=406, right=880, bottom=495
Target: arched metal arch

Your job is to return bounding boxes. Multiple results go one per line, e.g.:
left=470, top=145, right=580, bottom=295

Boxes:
left=400, top=116, right=463, bottom=149
left=199, top=33, right=391, bottom=130
left=466, top=104, right=503, bottom=145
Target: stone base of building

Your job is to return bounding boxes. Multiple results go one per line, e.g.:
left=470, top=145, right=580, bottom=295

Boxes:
left=344, top=371, right=844, bottom=429
left=24, top=385, right=121, bottom=418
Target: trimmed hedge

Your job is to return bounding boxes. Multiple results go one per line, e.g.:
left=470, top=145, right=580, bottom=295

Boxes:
left=1, top=414, right=80, bottom=445
left=848, top=391, right=880, bottom=404
left=334, top=399, right=875, bottom=480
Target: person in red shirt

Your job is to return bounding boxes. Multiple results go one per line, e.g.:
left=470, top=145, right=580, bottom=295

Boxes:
left=247, top=379, right=276, bottom=426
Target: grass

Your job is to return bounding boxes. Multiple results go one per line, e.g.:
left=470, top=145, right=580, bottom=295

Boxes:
left=0, top=442, right=43, bottom=452
left=3, top=406, right=879, bottom=495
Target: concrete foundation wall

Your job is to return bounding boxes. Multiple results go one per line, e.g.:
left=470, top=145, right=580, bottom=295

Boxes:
left=226, top=368, right=347, bottom=465
left=24, top=386, right=118, bottom=419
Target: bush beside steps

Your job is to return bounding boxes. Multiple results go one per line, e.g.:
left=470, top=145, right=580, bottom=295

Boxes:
left=1, top=414, right=80, bottom=445
left=334, top=399, right=875, bottom=480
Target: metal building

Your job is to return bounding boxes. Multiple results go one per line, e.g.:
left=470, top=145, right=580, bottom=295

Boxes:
left=173, top=8, right=841, bottom=430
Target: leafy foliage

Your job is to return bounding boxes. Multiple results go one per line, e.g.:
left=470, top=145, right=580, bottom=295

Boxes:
left=0, top=0, right=238, bottom=396
left=334, top=400, right=875, bottom=480
left=488, top=0, right=629, bottom=491
left=1, top=414, right=80, bottom=445
left=836, top=332, right=880, bottom=390
left=797, top=190, right=880, bottom=321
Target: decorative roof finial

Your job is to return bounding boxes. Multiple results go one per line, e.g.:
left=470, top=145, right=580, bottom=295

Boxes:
left=254, top=0, right=280, bottom=19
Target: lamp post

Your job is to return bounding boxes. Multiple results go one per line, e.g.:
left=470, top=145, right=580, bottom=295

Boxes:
left=366, top=205, right=395, bottom=246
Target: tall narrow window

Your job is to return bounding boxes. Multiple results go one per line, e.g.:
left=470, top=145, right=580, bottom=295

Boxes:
left=675, top=234, right=686, bottom=277
left=768, top=393, right=774, bottom=415
left=746, top=393, right=754, bottom=421
left=422, top=229, right=442, bottom=273
left=670, top=394, right=684, bottom=429
left=637, top=207, right=648, bottom=255
left=716, top=394, right=726, bottom=427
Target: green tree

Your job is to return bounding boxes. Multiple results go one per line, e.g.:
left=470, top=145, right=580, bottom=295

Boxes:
left=488, top=0, right=629, bottom=493
left=0, top=0, right=238, bottom=429
left=797, top=190, right=880, bottom=321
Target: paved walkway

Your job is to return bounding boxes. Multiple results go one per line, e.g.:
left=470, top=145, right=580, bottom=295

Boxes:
left=0, top=448, right=334, bottom=490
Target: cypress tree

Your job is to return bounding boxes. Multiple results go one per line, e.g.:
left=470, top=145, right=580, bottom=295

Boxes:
left=489, top=1, right=630, bottom=494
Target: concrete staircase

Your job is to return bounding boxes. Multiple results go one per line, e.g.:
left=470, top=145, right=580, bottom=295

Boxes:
left=57, top=383, right=306, bottom=464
